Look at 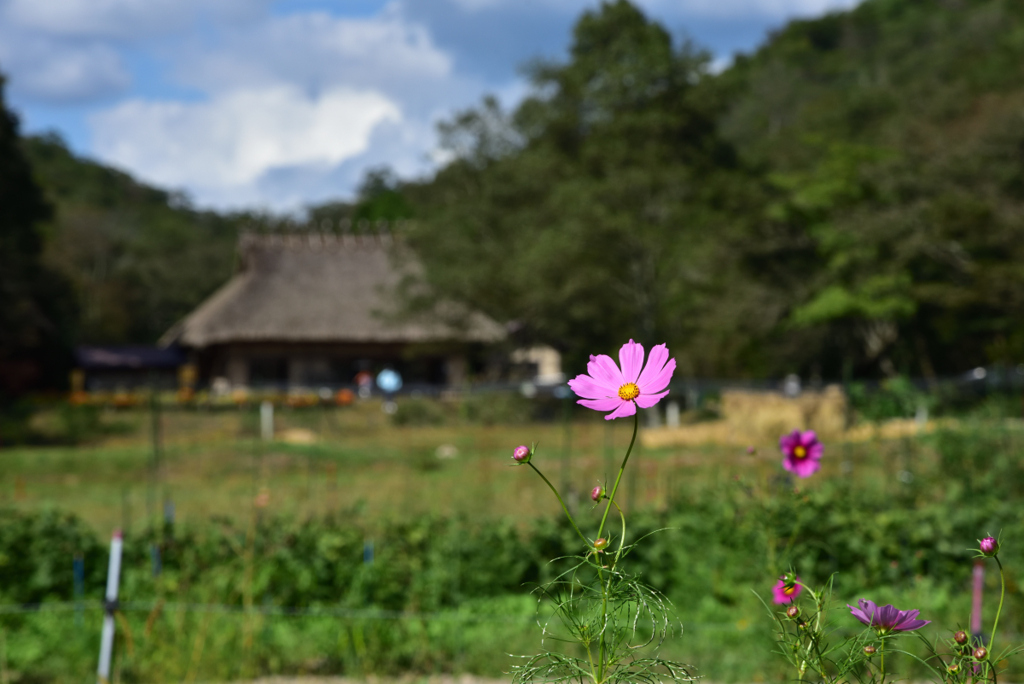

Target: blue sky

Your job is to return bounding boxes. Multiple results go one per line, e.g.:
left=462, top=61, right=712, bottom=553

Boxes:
left=0, top=0, right=858, bottom=212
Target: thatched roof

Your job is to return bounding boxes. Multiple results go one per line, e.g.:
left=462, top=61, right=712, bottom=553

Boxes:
left=160, top=231, right=504, bottom=349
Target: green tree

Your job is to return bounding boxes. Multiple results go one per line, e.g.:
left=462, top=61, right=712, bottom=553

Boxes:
left=0, top=74, right=77, bottom=398
left=24, top=134, right=242, bottom=344
left=406, top=1, right=765, bottom=373
left=720, top=0, right=1024, bottom=376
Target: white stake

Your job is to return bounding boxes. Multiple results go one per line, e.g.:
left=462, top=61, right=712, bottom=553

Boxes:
left=260, top=401, right=274, bottom=441
left=97, top=530, right=123, bottom=684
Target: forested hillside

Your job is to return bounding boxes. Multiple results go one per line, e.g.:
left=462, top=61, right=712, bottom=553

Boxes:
left=23, top=135, right=244, bottom=345
left=406, top=0, right=1024, bottom=379
left=20, top=139, right=412, bottom=350
left=8, top=0, right=1024, bottom=384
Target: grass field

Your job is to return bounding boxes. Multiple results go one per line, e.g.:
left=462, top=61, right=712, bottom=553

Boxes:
left=5, top=399, right=816, bottom=533
left=3, top=397, right=1023, bottom=682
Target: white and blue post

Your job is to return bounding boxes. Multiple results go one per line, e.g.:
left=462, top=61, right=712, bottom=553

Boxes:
left=97, top=530, right=123, bottom=684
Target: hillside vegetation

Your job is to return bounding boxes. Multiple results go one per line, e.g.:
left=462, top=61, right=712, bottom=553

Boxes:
left=7, top=0, right=1024, bottom=385
left=407, top=0, right=1024, bottom=378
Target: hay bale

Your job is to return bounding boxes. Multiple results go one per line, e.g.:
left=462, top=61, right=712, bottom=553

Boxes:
left=721, top=385, right=848, bottom=443
left=641, top=385, right=850, bottom=449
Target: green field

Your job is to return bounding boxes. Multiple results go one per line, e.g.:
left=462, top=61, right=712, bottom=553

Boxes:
left=1, top=400, right=1023, bottom=683
left=7, top=399, right=800, bottom=533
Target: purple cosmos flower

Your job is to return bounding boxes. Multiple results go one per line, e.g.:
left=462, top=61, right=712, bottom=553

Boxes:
left=979, top=536, right=999, bottom=556
left=847, top=599, right=930, bottom=633
left=779, top=430, right=823, bottom=478
left=772, top=576, right=803, bottom=604
left=568, top=340, right=675, bottom=421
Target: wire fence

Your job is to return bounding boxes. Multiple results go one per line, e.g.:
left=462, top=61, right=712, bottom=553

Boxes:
left=0, top=600, right=751, bottom=631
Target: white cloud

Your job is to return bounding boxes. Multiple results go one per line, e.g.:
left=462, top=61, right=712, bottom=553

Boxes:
left=174, top=11, right=456, bottom=115
left=91, top=86, right=401, bottom=199
left=82, top=8, right=488, bottom=209
left=644, top=0, right=859, bottom=18
left=0, top=37, right=131, bottom=103
left=428, top=0, right=859, bottom=20
left=0, top=0, right=262, bottom=40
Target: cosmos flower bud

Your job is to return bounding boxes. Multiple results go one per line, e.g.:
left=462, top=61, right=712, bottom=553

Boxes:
left=593, top=538, right=609, bottom=552
left=863, top=645, right=876, bottom=656
left=954, top=630, right=968, bottom=645
left=979, top=536, right=999, bottom=557
left=591, top=485, right=606, bottom=502
left=512, top=445, right=532, bottom=464
left=785, top=605, right=800, bottom=619
left=974, top=647, right=988, bottom=661
left=948, top=663, right=960, bottom=674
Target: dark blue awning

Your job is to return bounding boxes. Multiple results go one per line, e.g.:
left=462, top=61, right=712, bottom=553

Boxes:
left=75, top=346, right=186, bottom=370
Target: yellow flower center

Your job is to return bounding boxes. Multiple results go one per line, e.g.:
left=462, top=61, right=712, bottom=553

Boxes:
left=793, top=446, right=807, bottom=459
left=784, top=585, right=796, bottom=596
left=618, top=383, right=640, bottom=401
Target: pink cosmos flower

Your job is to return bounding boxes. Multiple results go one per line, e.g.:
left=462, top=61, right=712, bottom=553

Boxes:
left=568, top=340, right=675, bottom=420
left=779, top=430, right=823, bottom=478
left=847, top=599, right=930, bottom=633
left=772, top=576, right=803, bottom=604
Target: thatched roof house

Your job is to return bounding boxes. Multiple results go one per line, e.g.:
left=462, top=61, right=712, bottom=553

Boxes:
left=160, top=230, right=505, bottom=390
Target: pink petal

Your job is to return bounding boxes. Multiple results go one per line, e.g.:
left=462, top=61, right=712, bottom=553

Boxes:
left=587, top=354, right=623, bottom=387
left=637, top=344, right=670, bottom=387
left=779, top=430, right=800, bottom=452
left=603, top=400, right=636, bottom=421
left=791, top=457, right=821, bottom=478
left=568, top=374, right=616, bottom=400
left=618, top=340, right=644, bottom=384
left=847, top=604, right=871, bottom=626
left=807, top=442, right=824, bottom=460
left=635, top=390, right=669, bottom=409
left=800, top=430, right=818, bottom=446
left=578, top=397, right=624, bottom=412
left=638, top=357, right=675, bottom=395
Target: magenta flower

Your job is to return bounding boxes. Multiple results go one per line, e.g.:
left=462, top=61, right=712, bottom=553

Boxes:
left=847, top=599, right=930, bottom=634
left=568, top=340, right=675, bottom=421
left=772, top=576, right=803, bottom=604
left=779, top=430, right=823, bottom=478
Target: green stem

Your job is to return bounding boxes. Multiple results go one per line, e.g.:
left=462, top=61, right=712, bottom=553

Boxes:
left=597, top=500, right=628, bottom=684
left=611, top=500, right=627, bottom=570
left=527, top=462, right=588, bottom=546
left=596, top=412, right=639, bottom=543
left=595, top=412, right=638, bottom=684
left=989, top=556, right=1005, bottom=656
left=880, top=638, right=885, bottom=684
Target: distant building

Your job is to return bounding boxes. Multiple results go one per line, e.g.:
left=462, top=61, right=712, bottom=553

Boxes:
left=159, top=230, right=509, bottom=391
left=74, top=345, right=186, bottom=391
